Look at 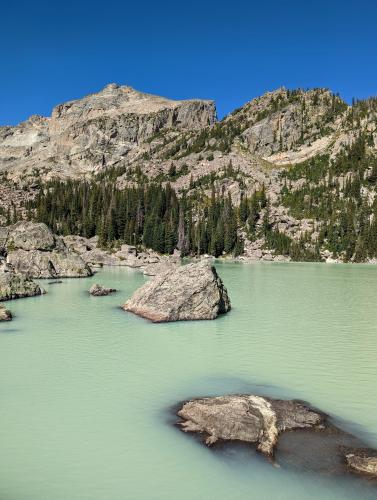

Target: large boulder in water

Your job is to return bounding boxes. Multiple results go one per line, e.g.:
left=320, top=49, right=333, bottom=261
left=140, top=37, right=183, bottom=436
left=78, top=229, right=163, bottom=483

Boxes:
left=177, top=394, right=324, bottom=456
left=1, top=222, right=92, bottom=279
left=122, top=262, right=230, bottom=322
left=0, top=262, right=44, bottom=301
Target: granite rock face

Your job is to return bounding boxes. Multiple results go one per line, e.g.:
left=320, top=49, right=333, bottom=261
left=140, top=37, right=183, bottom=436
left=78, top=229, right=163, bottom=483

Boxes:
left=177, top=394, right=324, bottom=456
left=123, top=262, right=230, bottom=322
left=1, top=222, right=92, bottom=279
left=0, top=262, right=44, bottom=301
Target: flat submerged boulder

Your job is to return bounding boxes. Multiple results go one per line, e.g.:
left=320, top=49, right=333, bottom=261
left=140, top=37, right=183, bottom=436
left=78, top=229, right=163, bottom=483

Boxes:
left=177, top=394, right=324, bottom=456
left=176, top=394, right=377, bottom=479
left=123, top=262, right=230, bottom=322
left=346, top=450, right=377, bottom=476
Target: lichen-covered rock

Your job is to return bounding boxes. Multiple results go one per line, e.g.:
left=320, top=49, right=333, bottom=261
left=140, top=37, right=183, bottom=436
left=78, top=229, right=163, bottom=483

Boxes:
left=345, top=450, right=377, bottom=477
left=89, top=284, right=116, bottom=296
left=177, top=395, right=324, bottom=456
left=6, top=221, right=56, bottom=251
left=123, top=262, right=230, bottom=322
left=0, top=263, right=44, bottom=301
left=1, top=222, right=92, bottom=279
left=0, top=304, right=12, bottom=321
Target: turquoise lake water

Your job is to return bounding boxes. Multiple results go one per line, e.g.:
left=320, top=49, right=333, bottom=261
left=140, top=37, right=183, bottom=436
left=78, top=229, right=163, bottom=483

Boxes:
left=0, top=262, right=376, bottom=500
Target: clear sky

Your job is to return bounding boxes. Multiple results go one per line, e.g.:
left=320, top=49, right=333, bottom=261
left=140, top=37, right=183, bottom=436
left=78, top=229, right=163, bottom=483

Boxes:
left=2, top=0, right=377, bottom=125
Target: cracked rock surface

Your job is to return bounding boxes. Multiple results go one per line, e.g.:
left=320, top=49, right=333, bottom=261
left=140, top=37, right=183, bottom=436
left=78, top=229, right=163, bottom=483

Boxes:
left=123, top=261, right=230, bottom=322
left=1, top=222, right=92, bottom=279
left=0, top=262, right=44, bottom=301
left=177, top=395, right=324, bottom=456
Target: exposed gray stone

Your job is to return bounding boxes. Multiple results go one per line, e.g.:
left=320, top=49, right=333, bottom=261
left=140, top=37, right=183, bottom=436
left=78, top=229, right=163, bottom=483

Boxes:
left=2, top=222, right=92, bottom=279
left=345, top=450, right=377, bottom=477
left=0, top=84, right=216, bottom=180
left=177, top=393, right=377, bottom=478
left=177, top=394, right=324, bottom=456
left=0, top=262, right=44, bottom=301
left=123, top=262, right=230, bottom=322
left=89, top=284, right=116, bottom=296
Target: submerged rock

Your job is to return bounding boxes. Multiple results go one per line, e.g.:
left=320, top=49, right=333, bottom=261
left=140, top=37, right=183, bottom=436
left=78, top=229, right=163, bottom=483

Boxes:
left=177, top=394, right=324, bottom=456
left=1, top=222, right=92, bottom=279
left=0, top=262, right=44, bottom=301
left=0, top=304, right=12, bottom=321
left=123, top=262, right=230, bottom=322
left=346, top=450, right=377, bottom=476
left=89, top=283, right=117, bottom=296
left=176, top=393, right=377, bottom=479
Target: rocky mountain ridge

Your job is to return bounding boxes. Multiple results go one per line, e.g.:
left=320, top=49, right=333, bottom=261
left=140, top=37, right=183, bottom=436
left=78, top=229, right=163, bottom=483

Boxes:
left=1, top=84, right=377, bottom=263
left=0, top=83, right=216, bottom=181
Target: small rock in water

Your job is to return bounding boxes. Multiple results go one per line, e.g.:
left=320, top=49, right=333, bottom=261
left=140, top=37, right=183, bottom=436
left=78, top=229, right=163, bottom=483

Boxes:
left=345, top=450, right=377, bottom=476
left=122, top=261, right=230, bottom=322
left=89, top=283, right=117, bottom=296
left=0, top=305, right=12, bottom=321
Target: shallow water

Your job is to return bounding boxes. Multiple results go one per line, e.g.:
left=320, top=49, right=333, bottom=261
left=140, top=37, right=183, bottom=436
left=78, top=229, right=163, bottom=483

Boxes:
left=0, top=262, right=376, bottom=500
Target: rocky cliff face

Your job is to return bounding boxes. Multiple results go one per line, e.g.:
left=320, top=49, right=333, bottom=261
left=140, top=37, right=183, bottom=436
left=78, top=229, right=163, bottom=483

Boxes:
left=0, top=83, right=216, bottom=180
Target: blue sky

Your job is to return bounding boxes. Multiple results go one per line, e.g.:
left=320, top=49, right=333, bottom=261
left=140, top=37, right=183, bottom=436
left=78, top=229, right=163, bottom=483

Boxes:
left=1, top=0, right=377, bottom=125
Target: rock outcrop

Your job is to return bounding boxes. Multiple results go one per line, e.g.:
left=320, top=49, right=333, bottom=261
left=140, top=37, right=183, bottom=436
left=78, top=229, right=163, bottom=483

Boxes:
left=89, top=283, right=116, bottom=296
left=176, top=393, right=377, bottom=479
left=0, top=304, right=12, bottom=321
left=123, top=262, right=230, bottom=322
left=0, top=262, right=44, bottom=301
left=1, top=222, right=92, bottom=279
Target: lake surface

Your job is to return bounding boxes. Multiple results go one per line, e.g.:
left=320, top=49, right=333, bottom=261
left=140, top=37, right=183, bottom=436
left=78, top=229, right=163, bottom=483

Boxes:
left=0, top=262, right=376, bottom=500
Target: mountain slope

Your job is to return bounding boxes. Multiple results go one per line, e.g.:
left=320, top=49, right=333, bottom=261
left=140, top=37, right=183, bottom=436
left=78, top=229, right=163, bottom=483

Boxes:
left=1, top=84, right=377, bottom=263
left=0, top=83, right=216, bottom=180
